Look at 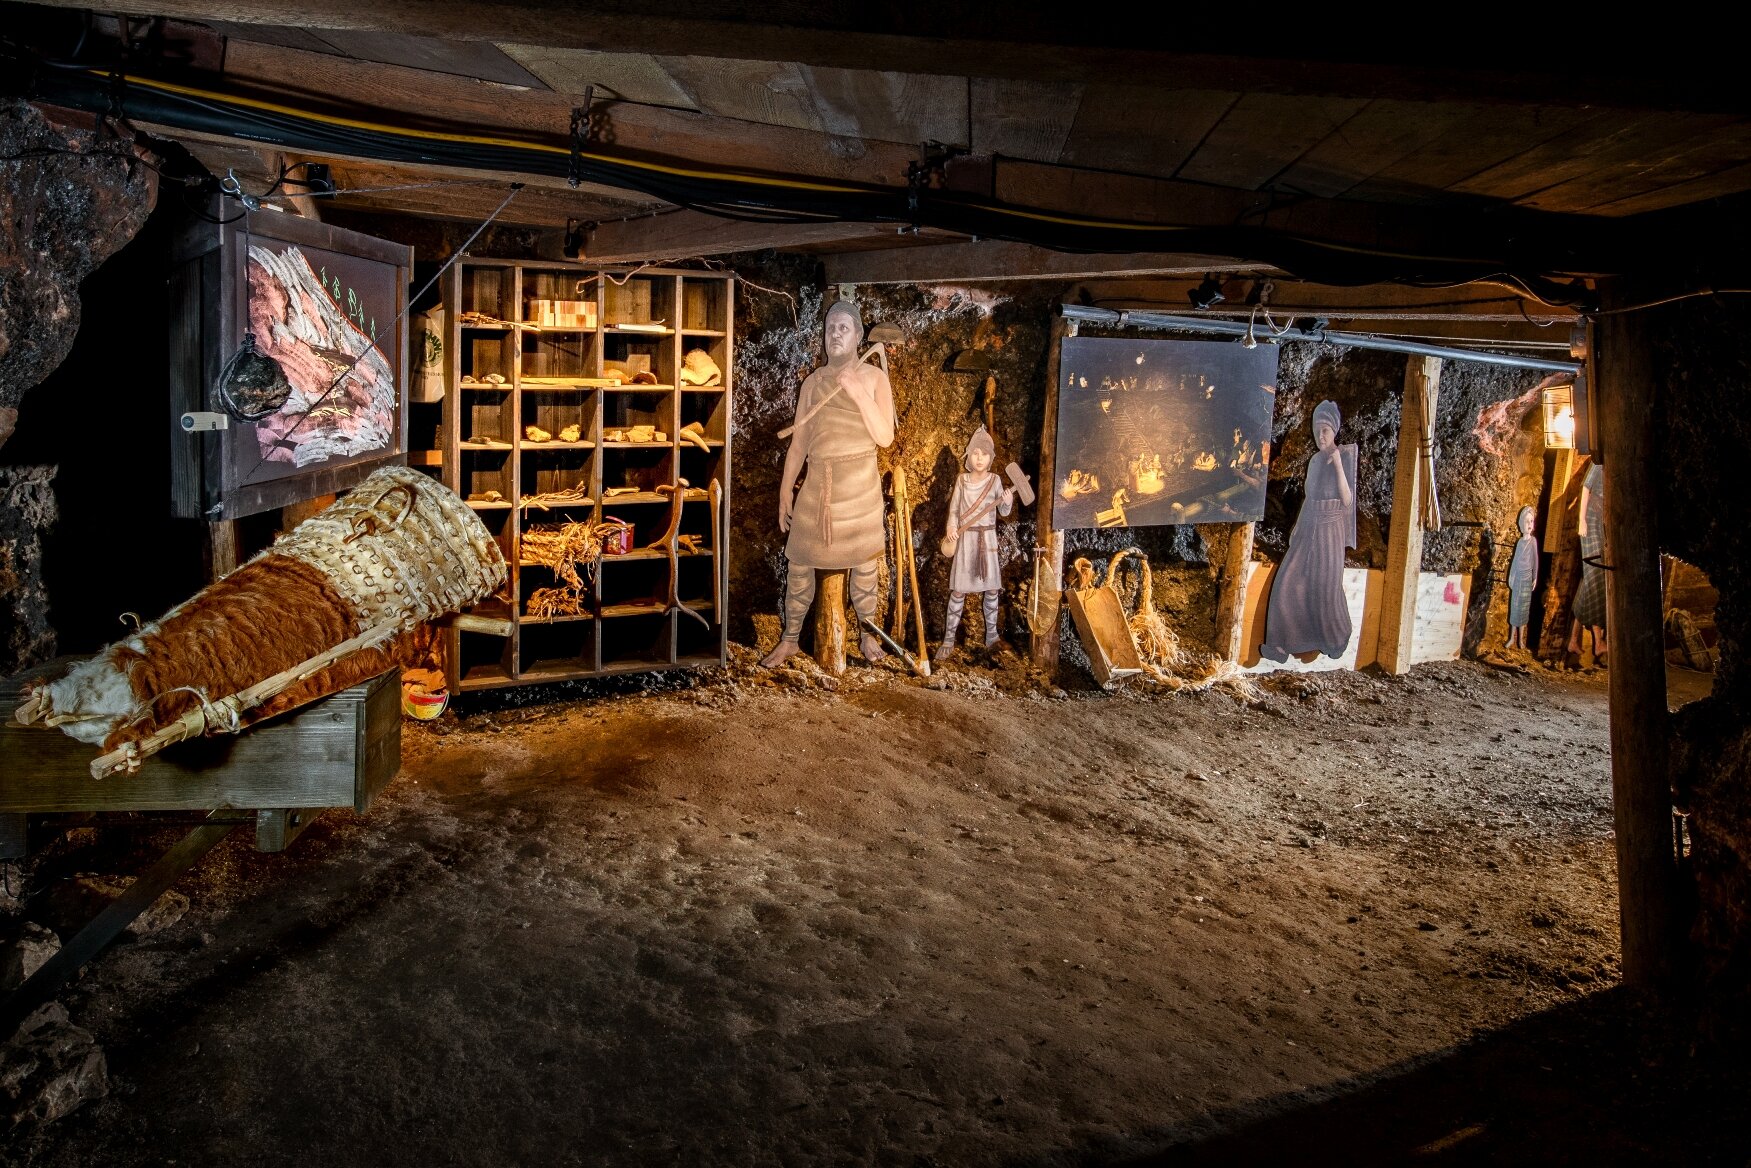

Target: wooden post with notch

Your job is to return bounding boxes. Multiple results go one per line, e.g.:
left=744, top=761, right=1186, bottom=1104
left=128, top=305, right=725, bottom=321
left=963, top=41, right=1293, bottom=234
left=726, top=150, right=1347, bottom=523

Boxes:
left=1595, top=281, right=1679, bottom=987
left=815, top=570, right=847, bottom=675
left=1031, top=316, right=1068, bottom=674
left=1378, top=355, right=1442, bottom=674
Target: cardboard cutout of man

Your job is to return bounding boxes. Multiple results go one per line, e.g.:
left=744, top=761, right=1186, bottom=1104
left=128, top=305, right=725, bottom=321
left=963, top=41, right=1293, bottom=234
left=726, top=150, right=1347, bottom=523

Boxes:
left=762, top=301, right=897, bottom=667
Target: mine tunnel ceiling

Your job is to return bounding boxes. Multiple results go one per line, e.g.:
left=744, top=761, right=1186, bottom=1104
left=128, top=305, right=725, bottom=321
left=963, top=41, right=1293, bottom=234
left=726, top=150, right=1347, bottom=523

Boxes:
left=12, top=5, right=1751, bottom=308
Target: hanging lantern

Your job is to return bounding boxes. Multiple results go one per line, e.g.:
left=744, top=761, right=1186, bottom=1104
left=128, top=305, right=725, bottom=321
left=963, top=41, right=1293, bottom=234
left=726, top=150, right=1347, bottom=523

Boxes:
left=1542, top=383, right=1576, bottom=449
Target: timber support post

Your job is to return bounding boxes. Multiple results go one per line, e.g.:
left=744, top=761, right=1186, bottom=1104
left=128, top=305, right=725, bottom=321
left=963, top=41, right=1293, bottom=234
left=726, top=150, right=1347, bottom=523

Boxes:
left=815, top=570, right=847, bottom=675
left=1378, top=355, right=1442, bottom=673
left=1031, top=316, right=1068, bottom=674
left=1595, top=281, right=1681, bottom=988
left=1214, top=523, right=1256, bottom=663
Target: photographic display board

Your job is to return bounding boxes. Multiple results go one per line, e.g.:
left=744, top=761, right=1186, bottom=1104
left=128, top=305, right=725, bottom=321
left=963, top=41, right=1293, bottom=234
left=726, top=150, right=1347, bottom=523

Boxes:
left=1051, top=337, right=1278, bottom=530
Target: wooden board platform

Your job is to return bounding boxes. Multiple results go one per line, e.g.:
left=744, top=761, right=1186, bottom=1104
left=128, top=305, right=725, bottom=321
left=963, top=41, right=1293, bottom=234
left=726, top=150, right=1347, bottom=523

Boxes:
left=1237, top=563, right=1469, bottom=674
left=1, top=662, right=400, bottom=816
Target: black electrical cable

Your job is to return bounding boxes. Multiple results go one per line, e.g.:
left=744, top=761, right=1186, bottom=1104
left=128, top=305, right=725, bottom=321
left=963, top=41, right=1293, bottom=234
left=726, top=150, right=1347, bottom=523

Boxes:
left=10, top=59, right=1597, bottom=303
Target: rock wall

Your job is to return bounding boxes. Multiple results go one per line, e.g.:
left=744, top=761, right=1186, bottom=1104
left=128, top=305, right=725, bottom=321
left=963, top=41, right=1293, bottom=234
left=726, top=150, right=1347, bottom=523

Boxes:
left=723, top=262, right=1546, bottom=669
left=0, top=101, right=156, bottom=676
left=1654, top=298, right=1751, bottom=1032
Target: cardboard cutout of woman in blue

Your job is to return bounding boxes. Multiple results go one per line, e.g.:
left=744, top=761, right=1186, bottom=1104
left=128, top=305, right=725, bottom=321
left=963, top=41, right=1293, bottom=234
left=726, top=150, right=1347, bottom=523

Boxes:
left=1505, top=505, right=1539, bottom=651
left=1259, top=400, right=1358, bottom=662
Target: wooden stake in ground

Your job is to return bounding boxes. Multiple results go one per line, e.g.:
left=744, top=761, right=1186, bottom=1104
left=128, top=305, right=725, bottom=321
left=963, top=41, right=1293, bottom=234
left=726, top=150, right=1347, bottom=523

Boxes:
left=1031, top=316, right=1069, bottom=673
left=892, top=468, right=931, bottom=674
left=1213, top=522, right=1256, bottom=664
left=814, top=570, right=847, bottom=675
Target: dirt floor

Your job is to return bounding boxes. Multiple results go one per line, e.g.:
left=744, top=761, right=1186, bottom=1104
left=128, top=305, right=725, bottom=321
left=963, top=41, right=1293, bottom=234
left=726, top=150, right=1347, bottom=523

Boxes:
left=3, top=655, right=1745, bottom=1166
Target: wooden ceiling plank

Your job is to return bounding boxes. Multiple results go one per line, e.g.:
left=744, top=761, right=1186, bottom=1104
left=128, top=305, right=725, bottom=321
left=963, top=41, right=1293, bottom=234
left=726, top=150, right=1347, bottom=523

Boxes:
left=1056, top=87, right=1236, bottom=179
left=1515, top=120, right=1751, bottom=213
left=491, top=45, right=699, bottom=109
left=822, top=241, right=1257, bottom=284
left=584, top=211, right=922, bottom=263
left=296, top=29, right=553, bottom=88
left=970, top=78, right=1083, bottom=163
left=1174, top=92, right=1370, bottom=189
left=1347, top=104, right=1603, bottom=202
left=653, top=56, right=824, bottom=134
left=799, top=66, right=967, bottom=146
left=1268, top=99, right=1483, bottom=199
left=1449, top=110, right=1739, bottom=202
left=220, top=41, right=921, bottom=186
left=1580, top=158, right=1751, bottom=217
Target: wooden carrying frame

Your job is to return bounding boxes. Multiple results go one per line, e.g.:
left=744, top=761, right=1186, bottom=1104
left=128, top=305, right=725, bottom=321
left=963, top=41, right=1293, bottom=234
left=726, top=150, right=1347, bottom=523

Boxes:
left=169, top=206, right=413, bottom=520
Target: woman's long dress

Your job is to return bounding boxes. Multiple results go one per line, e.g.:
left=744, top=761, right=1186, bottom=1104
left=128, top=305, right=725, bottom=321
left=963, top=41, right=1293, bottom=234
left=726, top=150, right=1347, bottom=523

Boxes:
left=1572, top=463, right=1607, bottom=629
left=1260, top=449, right=1355, bottom=661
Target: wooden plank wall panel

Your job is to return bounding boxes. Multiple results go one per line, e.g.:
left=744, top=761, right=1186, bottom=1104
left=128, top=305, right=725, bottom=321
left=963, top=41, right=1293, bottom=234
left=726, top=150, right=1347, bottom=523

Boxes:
left=495, top=44, right=699, bottom=108
left=1518, top=120, right=1751, bottom=213
left=1058, top=87, right=1237, bottom=179
left=1269, top=99, right=1482, bottom=199
left=800, top=66, right=968, bottom=145
left=1450, top=111, right=1738, bottom=203
left=971, top=78, right=1083, bottom=162
left=1346, top=104, right=1601, bottom=203
left=1176, top=93, right=1369, bottom=189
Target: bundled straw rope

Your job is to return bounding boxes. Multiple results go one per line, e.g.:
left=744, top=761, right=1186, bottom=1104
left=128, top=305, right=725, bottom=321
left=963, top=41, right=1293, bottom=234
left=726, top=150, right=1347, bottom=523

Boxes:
left=521, top=518, right=633, bottom=618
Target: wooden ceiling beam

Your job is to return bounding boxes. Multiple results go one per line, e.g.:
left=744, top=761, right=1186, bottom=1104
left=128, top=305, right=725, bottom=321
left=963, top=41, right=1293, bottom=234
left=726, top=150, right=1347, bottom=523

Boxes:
left=25, top=0, right=1751, bottom=115
left=581, top=211, right=942, bottom=263
left=822, top=242, right=1256, bottom=285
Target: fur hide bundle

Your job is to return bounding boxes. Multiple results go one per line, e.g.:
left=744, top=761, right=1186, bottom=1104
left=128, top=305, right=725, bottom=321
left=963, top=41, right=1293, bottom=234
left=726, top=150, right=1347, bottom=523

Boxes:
left=14, top=467, right=503, bottom=763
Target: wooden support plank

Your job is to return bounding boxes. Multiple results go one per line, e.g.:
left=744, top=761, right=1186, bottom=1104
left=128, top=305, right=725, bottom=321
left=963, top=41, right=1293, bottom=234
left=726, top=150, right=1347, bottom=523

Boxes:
left=1377, top=355, right=1442, bottom=674
left=1175, top=93, right=1369, bottom=189
left=1213, top=522, right=1255, bottom=664
left=824, top=243, right=1237, bottom=286
left=1595, top=280, right=1680, bottom=988
left=254, top=807, right=317, bottom=852
left=1347, top=104, right=1603, bottom=203
left=1268, top=98, right=1482, bottom=200
left=1031, top=316, right=1068, bottom=674
left=798, top=65, right=968, bottom=145
left=815, top=571, right=847, bottom=675
left=587, top=212, right=905, bottom=264
left=1056, top=87, right=1235, bottom=178
left=205, top=519, right=240, bottom=581
left=1451, top=111, right=1738, bottom=204
left=0, top=817, right=238, bottom=1038
left=971, top=78, right=1083, bottom=163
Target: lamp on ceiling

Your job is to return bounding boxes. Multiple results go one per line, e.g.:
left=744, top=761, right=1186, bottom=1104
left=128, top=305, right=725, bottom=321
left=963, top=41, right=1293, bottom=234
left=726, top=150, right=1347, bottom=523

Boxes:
left=1542, top=382, right=1576, bottom=449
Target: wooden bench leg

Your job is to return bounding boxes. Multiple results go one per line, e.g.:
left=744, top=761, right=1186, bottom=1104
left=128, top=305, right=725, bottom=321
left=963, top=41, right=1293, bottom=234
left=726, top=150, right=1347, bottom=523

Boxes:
left=254, top=808, right=318, bottom=853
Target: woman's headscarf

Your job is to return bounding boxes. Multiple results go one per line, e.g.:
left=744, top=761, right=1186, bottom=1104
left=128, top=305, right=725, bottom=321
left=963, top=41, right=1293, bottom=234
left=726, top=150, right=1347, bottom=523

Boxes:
left=963, top=424, right=995, bottom=470
left=1312, top=400, right=1341, bottom=437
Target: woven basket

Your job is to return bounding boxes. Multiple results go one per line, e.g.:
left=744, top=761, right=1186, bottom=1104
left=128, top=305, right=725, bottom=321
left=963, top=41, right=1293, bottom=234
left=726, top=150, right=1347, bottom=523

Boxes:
left=271, top=465, right=506, bottom=632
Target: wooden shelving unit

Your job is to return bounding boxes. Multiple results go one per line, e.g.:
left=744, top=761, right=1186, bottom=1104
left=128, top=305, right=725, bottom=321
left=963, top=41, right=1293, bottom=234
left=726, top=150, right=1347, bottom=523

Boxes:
left=440, top=261, right=733, bottom=692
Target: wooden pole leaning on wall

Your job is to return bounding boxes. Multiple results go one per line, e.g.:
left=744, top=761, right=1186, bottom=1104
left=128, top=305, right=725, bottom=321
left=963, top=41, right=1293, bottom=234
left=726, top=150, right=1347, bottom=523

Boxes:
left=815, top=570, right=847, bottom=675
left=1594, top=285, right=1680, bottom=988
left=1030, top=316, right=1069, bottom=674
left=1378, top=355, right=1443, bottom=674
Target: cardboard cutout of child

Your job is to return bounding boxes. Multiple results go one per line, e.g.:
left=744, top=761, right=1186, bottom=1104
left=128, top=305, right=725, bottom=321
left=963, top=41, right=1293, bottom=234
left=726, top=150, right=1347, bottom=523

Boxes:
left=937, top=426, right=1015, bottom=659
left=1506, top=505, right=1539, bottom=652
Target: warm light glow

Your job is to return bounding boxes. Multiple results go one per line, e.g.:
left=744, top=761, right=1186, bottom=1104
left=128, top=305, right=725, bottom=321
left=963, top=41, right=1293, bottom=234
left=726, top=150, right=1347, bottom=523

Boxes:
left=1542, top=385, right=1576, bottom=449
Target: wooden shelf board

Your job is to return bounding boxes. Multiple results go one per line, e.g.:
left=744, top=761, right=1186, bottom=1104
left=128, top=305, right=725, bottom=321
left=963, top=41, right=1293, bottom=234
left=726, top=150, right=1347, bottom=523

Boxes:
left=601, top=490, right=709, bottom=504
left=675, top=653, right=726, bottom=668
left=408, top=450, right=442, bottom=466
left=680, top=385, right=726, bottom=393
left=459, top=440, right=513, bottom=450
left=602, top=384, right=677, bottom=392
left=518, top=611, right=595, bottom=625
left=519, top=660, right=592, bottom=680
left=517, top=497, right=595, bottom=509
left=460, top=382, right=513, bottom=392
left=599, top=602, right=668, bottom=618
left=605, top=324, right=674, bottom=335
left=600, top=441, right=673, bottom=449
left=519, top=324, right=596, bottom=331
left=681, top=328, right=726, bottom=337
left=519, top=440, right=596, bottom=450
left=602, top=548, right=713, bottom=561
left=466, top=500, right=513, bottom=510
left=595, top=657, right=677, bottom=675
left=457, top=668, right=523, bottom=692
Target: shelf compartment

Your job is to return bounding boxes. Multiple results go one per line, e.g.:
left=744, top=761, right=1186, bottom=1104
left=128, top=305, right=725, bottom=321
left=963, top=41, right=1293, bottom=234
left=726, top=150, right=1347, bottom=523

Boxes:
left=520, top=325, right=597, bottom=383
left=599, top=611, right=672, bottom=670
left=518, top=621, right=595, bottom=677
left=599, top=446, right=678, bottom=496
left=681, top=277, right=728, bottom=333
left=519, top=440, right=595, bottom=451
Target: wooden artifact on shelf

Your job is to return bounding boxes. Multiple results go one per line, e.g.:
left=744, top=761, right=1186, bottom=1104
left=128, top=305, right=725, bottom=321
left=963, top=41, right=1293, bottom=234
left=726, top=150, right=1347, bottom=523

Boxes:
left=1064, top=556, right=1146, bottom=688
